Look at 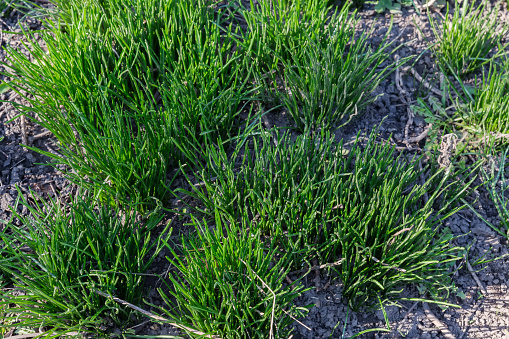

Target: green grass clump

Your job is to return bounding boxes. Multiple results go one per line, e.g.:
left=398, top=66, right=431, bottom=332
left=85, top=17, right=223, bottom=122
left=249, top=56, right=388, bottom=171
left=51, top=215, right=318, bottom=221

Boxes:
left=0, top=191, right=170, bottom=336
left=465, top=148, right=509, bottom=239
left=2, top=0, right=253, bottom=208
left=238, top=0, right=333, bottom=73
left=266, top=9, right=396, bottom=132
left=177, top=129, right=476, bottom=309
left=429, top=0, right=508, bottom=77
left=157, top=212, right=309, bottom=338
left=454, top=57, right=509, bottom=135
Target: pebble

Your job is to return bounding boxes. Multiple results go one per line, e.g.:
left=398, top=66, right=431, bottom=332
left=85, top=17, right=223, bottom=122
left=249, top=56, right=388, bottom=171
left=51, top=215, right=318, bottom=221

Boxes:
left=472, top=222, right=495, bottom=237
left=0, top=192, right=13, bottom=211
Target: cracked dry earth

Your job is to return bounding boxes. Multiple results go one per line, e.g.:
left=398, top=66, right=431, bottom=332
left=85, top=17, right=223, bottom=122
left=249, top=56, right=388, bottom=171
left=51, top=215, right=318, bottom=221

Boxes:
left=1, top=1, right=509, bottom=338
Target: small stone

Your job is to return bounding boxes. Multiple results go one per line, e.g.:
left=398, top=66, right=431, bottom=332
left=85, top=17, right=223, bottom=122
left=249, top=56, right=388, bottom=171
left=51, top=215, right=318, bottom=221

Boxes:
left=413, top=116, right=425, bottom=127
left=472, top=223, right=495, bottom=237
left=25, top=153, right=36, bottom=164
left=449, top=224, right=461, bottom=233
left=0, top=193, right=13, bottom=211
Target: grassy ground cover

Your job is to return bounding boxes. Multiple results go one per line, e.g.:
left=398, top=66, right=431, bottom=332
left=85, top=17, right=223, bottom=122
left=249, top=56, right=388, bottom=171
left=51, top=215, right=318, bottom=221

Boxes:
left=177, top=129, right=476, bottom=310
left=157, top=213, right=309, bottom=338
left=429, top=0, right=508, bottom=77
left=0, top=191, right=170, bottom=336
left=0, top=0, right=508, bottom=337
left=4, top=0, right=255, bottom=208
left=414, top=1, right=509, bottom=144
left=454, top=56, right=509, bottom=135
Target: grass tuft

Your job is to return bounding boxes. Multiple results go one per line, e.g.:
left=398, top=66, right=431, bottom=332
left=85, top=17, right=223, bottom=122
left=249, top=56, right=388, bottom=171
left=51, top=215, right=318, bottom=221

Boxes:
left=175, top=128, right=477, bottom=309
left=238, top=0, right=333, bottom=74
left=465, top=148, right=509, bottom=239
left=1, top=0, right=254, bottom=209
left=429, top=0, right=508, bottom=77
left=0, top=190, right=170, bottom=336
left=156, top=211, right=310, bottom=338
left=454, top=57, right=509, bottom=135
left=264, top=9, right=397, bottom=132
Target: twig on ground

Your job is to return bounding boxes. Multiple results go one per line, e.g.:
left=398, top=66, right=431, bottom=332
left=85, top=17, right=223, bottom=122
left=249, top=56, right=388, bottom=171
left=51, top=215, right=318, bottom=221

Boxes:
left=20, top=114, right=28, bottom=146
left=401, top=301, right=420, bottom=321
left=395, top=300, right=420, bottom=334
left=92, top=289, right=221, bottom=339
left=126, top=319, right=152, bottom=333
left=416, top=0, right=438, bottom=11
left=395, top=55, right=416, bottom=146
left=407, top=125, right=431, bottom=144
left=289, top=258, right=345, bottom=276
left=285, top=275, right=295, bottom=290
left=466, top=259, right=487, bottom=295
left=44, top=143, right=63, bottom=158
left=239, top=259, right=276, bottom=339
left=32, top=130, right=52, bottom=140
left=422, top=301, right=455, bottom=339
left=402, top=66, right=443, bottom=97
left=0, top=92, right=20, bottom=119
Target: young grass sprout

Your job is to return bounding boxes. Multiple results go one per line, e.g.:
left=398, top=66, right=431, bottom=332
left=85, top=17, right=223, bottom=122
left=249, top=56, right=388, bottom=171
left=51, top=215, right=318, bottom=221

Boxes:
left=454, top=56, right=509, bottom=136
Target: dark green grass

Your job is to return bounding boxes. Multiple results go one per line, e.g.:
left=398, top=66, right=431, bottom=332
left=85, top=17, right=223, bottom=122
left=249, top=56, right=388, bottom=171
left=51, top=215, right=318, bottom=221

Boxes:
left=237, top=0, right=333, bottom=74
left=0, top=190, right=170, bottom=337
left=156, top=212, right=310, bottom=338
left=0, top=0, right=491, bottom=336
left=176, top=128, right=477, bottom=309
left=240, top=1, right=398, bottom=133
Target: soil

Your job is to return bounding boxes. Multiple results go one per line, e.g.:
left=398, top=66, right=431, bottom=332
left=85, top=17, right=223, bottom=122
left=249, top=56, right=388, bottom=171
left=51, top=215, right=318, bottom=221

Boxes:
left=1, top=1, right=509, bottom=338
